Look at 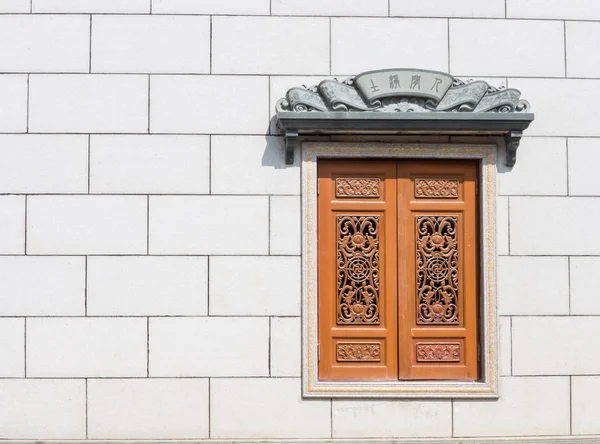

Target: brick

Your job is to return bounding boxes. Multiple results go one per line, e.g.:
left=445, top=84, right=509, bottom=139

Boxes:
left=0, top=318, right=24, bottom=377
left=29, top=74, right=148, bottom=133
left=566, top=22, right=600, bottom=78
left=0, top=15, right=89, bottom=73
left=497, top=256, right=569, bottom=315
left=149, top=196, right=268, bottom=255
left=454, top=376, right=569, bottom=436
left=0, top=196, right=25, bottom=254
left=508, top=78, right=600, bottom=137
left=496, top=196, right=509, bottom=255
left=210, top=378, right=330, bottom=438
left=450, top=19, right=564, bottom=77
left=151, top=0, right=268, bottom=14
left=0, top=0, right=30, bottom=12
left=90, top=135, right=209, bottom=194
left=571, top=257, right=600, bottom=315
left=27, top=318, right=147, bottom=377
left=211, top=136, right=299, bottom=195
left=272, top=0, right=387, bottom=16
left=270, top=196, right=301, bottom=255
left=572, top=376, right=600, bottom=434
left=150, top=75, right=268, bottom=134
left=87, top=256, right=207, bottom=316
left=0, top=75, right=27, bottom=132
left=149, top=317, right=269, bottom=377
left=513, top=317, right=600, bottom=375
left=91, top=15, right=209, bottom=74
left=213, top=17, right=329, bottom=75
left=332, top=399, right=451, bottom=438
left=271, top=317, right=301, bottom=377
left=0, top=379, right=85, bottom=439
left=507, top=0, right=600, bottom=20
left=510, top=197, right=600, bottom=255
left=498, top=137, right=567, bottom=196
left=210, top=257, right=300, bottom=316
left=0, top=256, right=85, bottom=316
left=33, top=0, right=149, bottom=13
left=88, top=379, right=208, bottom=439
left=331, top=18, right=448, bottom=75
left=391, top=0, right=504, bottom=17
left=568, top=138, right=600, bottom=196
left=27, top=196, right=147, bottom=255
left=498, top=316, right=511, bottom=376
left=0, top=135, right=87, bottom=193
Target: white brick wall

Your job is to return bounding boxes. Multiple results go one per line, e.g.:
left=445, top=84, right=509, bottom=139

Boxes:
left=0, top=0, right=599, bottom=440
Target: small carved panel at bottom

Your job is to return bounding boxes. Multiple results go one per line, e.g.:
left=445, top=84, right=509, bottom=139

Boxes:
left=416, top=343, right=460, bottom=362
left=337, top=343, right=381, bottom=362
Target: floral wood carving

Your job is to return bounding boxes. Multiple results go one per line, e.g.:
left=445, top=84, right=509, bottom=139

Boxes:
left=336, top=178, right=380, bottom=198
left=416, top=215, right=459, bottom=324
left=337, top=215, right=380, bottom=324
left=415, top=179, right=458, bottom=198
left=416, top=343, right=460, bottom=362
left=336, top=343, right=381, bottom=362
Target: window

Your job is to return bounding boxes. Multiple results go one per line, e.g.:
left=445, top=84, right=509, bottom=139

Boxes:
left=317, top=159, right=479, bottom=381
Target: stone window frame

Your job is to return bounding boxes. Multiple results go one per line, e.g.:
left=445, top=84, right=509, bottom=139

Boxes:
left=301, top=141, right=498, bottom=399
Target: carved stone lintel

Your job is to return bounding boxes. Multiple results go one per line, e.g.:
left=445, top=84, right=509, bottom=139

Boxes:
left=284, top=129, right=298, bottom=165
left=504, top=130, right=523, bottom=167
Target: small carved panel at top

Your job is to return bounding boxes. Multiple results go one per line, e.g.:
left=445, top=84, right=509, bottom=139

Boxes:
left=416, top=343, right=461, bottom=362
left=336, top=178, right=380, bottom=198
left=415, top=179, right=459, bottom=199
left=337, top=343, right=381, bottom=362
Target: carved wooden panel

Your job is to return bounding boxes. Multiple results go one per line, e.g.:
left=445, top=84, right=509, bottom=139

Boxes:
left=416, top=343, right=461, bottom=362
left=416, top=215, right=459, bottom=325
left=337, top=215, right=380, bottom=324
left=336, top=343, right=381, bottom=362
left=335, top=178, right=380, bottom=198
left=415, top=179, right=458, bottom=198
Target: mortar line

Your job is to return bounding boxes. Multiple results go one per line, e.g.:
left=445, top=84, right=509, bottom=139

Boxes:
left=569, top=375, right=573, bottom=435
left=207, top=256, right=211, bottom=315
left=23, top=317, right=27, bottom=377
left=447, top=19, right=451, bottom=73
left=146, top=316, right=150, bottom=377
left=87, top=135, right=91, bottom=193
left=268, top=316, right=272, bottom=376
left=566, top=138, right=570, bottom=195
left=147, top=75, right=151, bottom=133
left=24, top=195, right=27, bottom=255
left=84, top=256, right=88, bottom=316
left=26, top=74, right=30, bottom=133
left=568, top=256, right=572, bottom=315
left=563, top=20, right=568, bottom=78
left=209, top=16, right=213, bottom=74
left=85, top=378, right=89, bottom=439
left=146, top=195, right=150, bottom=255
left=507, top=196, right=511, bottom=255
left=328, top=17, right=332, bottom=75
left=89, top=15, right=92, bottom=73
left=208, top=378, right=212, bottom=438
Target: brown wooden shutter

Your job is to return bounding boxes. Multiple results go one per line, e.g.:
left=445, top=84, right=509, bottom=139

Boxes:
left=397, top=160, right=479, bottom=380
left=317, top=159, right=398, bottom=380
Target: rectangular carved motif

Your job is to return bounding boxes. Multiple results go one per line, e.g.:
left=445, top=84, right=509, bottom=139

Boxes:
left=335, top=178, right=380, bottom=198
left=416, top=343, right=461, bottom=362
left=337, top=343, right=381, bottom=362
left=415, top=179, right=458, bottom=198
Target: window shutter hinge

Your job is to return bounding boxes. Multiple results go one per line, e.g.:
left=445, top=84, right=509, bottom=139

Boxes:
left=317, top=344, right=320, bottom=362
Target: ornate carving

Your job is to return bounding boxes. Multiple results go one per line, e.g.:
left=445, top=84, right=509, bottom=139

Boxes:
left=337, top=215, right=380, bottom=324
left=505, top=130, right=523, bottom=167
left=415, top=179, right=458, bottom=198
left=337, top=343, right=381, bottom=362
left=416, top=215, right=459, bottom=325
left=416, top=343, right=461, bottom=362
left=335, top=178, right=380, bottom=198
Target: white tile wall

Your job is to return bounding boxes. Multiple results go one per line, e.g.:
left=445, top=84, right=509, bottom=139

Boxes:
left=210, top=378, right=331, bottom=438
left=270, top=317, right=301, bottom=377
left=566, top=22, right=600, bottom=78
left=0, top=75, right=27, bottom=132
left=33, top=0, right=150, bottom=13
left=0, top=379, right=86, bottom=439
left=151, top=0, right=269, bottom=15
left=496, top=196, right=509, bottom=255
left=270, top=195, right=301, bottom=255
left=0, top=196, right=25, bottom=254
left=571, top=257, right=600, bottom=315
left=498, top=316, right=512, bottom=376
left=149, top=196, right=268, bottom=255
left=27, top=317, right=147, bottom=377
left=513, top=317, right=600, bottom=375
left=0, top=15, right=89, bottom=73
left=150, top=75, right=268, bottom=134
left=0, top=135, right=88, bottom=193
left=331, top=18, right=448, bottom=75
left=572, top=376, right=600, bottom=434
left=0, top=256, right=85, bottom=316
left=212, top=17, right=330, bottom=75
left=450, top=20, right=565, bottom=77
left=332, top=399, right=452, bottom=438
left=90, top=135, right=210, bottom=194
left=568, top=138, right=600, bottom=196
left=27, top=195, right=147, bottom=255
left=149, top=317, right=269, bottom=377
left=272, top=0, right=388, bottom=16
left=391, top=0, right=505, bottom=17
left=91, top=15, right=210, bottom=74
left=0, top=0, right=30, bottom=12
left=0, top=318, right=24, bottom=377
left=88, top=379, right=209, bottom=439
left=507, top=0, right=600, bottom=20
left=29, top=75, right=149, bottom=133
left=87, top=256, right=208, bottom=316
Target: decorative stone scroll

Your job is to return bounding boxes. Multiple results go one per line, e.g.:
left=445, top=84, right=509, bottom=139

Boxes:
left=275, top=68, right=534, bottom=166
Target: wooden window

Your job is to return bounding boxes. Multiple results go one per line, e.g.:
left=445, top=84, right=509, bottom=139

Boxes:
left=318, top=159, right=479, bottom=381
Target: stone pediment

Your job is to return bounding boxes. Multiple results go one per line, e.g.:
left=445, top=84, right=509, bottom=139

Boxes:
left=274, top=68, right=534, bottom=166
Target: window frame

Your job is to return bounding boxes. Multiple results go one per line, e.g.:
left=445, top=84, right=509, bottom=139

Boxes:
left=301, top=141, right=499, bottom=399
